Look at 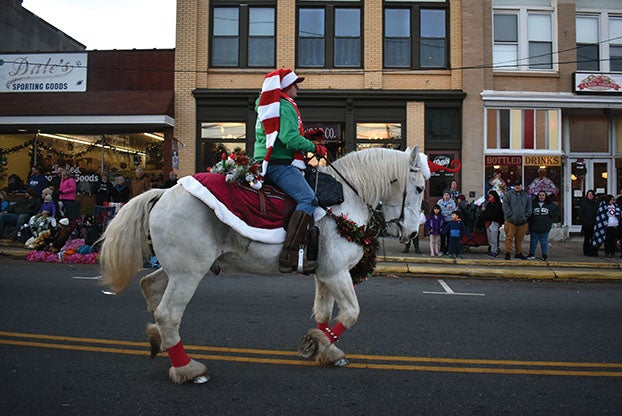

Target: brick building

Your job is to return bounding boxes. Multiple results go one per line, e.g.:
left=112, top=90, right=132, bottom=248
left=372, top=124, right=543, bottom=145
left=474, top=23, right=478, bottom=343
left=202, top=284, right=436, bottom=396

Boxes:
left=462, top=0, right=622, bottom=234
left=174, top=0, right=465, bottom=209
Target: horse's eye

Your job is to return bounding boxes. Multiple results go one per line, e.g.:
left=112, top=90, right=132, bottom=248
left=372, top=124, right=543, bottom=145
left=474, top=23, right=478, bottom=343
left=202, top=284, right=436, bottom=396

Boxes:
left=416, top=186, right=424, bottom=194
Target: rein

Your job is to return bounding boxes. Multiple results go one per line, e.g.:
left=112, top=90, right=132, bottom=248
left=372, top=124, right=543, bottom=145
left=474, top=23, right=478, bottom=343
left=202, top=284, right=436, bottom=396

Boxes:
left=321, top=157, right=408, bottom=237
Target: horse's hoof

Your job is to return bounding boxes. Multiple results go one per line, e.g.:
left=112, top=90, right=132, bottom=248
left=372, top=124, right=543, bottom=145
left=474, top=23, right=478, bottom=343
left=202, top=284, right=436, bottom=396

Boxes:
left=298, top=333, right=318, bottom=359
left=334, top=358, right=349, bottom=367
left=193, top=375, right=210, bottom=384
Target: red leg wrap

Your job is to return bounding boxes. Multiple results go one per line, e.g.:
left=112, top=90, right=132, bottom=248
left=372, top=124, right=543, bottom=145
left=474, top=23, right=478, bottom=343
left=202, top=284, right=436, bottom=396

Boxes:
left=320, top=321, right=347, bottom=344
left=167, top=341, right=191, bottom=367
left=317, top=322, right=330, bottom=332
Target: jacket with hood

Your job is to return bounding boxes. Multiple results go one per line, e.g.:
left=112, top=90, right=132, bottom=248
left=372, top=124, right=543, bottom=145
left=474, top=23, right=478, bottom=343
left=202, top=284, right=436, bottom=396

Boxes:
left=502, top=187, right=532, bottom=225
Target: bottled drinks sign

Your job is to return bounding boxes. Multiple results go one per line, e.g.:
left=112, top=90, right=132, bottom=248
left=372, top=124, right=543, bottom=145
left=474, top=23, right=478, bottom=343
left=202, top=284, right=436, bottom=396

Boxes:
left=0, top=53, right=87, bottom=93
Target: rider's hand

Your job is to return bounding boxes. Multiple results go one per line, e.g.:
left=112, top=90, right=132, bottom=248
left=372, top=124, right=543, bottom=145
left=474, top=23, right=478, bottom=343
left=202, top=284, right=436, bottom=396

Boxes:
left=315, top=144, right=328, bottom=158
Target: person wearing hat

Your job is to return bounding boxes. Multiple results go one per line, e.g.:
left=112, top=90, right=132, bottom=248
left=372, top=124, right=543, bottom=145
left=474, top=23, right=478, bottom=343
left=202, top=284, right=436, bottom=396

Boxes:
left=502, top=181, right=532, bottom=260
left=253, top=68, right=328, bottom=273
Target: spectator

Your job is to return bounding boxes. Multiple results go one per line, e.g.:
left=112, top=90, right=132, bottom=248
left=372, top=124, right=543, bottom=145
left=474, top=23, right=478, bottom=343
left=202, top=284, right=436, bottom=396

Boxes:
left=425, top=204, right=445, bottom=257
left=438, top=190, right=456, bottom=255
left=27, top=166, right=49, bottom=197
left=0, top=190, right=9, bottom=212
left=502, top=181, right=532, bottom=260
left=38, top=193, right=57, bottom=219
left=0, top=189, right=38, bottom=239
left=94, top=173, right=114, bottom=206
left=163, top=171, right=178, bottom=188
left=57, top=167, right=79, bottom=219
left=593, top=194, right=621, bottom=258
left=480, top=190, right=504, bottom=258
left=442, top=210, right=471, bottom=259
left=448, top=180, right=460, bottom=202
left=578, top=189, right=599, bottom=257
left=7, top=173, right=25, bottom=193
left=131, top=168, right=151, bottom=198
left=527, top=191, right=560, bottom=261
left=111, top=176, right=130, bottom=203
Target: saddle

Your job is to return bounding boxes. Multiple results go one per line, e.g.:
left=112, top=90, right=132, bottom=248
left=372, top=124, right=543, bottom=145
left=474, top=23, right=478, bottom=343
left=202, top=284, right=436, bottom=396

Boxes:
left=180, top=171, right=342, bottom=247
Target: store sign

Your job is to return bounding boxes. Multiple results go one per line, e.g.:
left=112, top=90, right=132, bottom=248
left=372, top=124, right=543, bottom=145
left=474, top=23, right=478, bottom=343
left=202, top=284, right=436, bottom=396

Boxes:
left=573, top=72, right=622, bottom=94
left=524, top=155, right=561, bottom=166
left=485, top=155, right=522, bottom=166
left=304, top=124, right=341, bottom=141
left=0, top=53, right=87, bottom=93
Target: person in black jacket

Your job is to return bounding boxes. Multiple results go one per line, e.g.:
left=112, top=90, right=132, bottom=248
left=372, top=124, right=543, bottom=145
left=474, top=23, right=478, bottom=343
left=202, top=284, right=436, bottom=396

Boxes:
left=527, top=191, right=560, bottom=261
left=94, top=173, right=113, bottom=206
left=480, top=190, right=504, bottom=258
left=0, top=189, right=39, bottom=239
left=578, top=189, right=598, bottom=256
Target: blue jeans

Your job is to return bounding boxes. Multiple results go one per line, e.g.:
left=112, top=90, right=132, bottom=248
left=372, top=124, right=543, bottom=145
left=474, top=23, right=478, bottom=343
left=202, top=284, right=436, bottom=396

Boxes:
left=529, top=231, right=550, bottom=257
left=265, top=164, right=317, bottom=215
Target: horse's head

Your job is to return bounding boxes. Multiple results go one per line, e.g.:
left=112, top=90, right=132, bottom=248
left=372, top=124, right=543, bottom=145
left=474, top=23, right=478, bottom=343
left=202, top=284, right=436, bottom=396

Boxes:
left=382, top=146, right=430, bottom=244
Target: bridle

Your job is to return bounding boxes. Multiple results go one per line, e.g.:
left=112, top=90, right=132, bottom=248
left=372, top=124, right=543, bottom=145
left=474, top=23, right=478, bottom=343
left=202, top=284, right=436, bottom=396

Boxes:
left=323, top=159, right=424, bottom=237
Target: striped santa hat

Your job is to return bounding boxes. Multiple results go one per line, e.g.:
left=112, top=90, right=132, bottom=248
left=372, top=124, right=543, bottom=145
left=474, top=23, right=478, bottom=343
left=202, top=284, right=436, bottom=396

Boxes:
left=257, top=69, right=306, bottom=180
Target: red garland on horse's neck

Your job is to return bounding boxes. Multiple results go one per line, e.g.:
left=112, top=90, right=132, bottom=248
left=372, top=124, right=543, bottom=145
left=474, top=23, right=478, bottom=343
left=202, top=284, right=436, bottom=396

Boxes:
left=427, top=159, right=462, bottom=173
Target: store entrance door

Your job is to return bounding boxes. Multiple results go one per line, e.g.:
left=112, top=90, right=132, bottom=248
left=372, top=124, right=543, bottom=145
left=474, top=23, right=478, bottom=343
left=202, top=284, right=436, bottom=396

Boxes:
left=568, top=158, right=612, bottom=233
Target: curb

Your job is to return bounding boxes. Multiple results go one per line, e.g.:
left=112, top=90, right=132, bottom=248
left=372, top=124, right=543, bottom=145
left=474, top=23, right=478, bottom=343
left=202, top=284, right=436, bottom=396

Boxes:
left=2, top=245, right=621, bottom=282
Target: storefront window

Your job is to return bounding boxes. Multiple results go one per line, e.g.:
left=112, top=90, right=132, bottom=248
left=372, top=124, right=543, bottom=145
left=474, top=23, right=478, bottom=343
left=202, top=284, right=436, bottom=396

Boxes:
left=199, top=122, right=247, bottom=172
left=356, top=123, right=402, bottom=150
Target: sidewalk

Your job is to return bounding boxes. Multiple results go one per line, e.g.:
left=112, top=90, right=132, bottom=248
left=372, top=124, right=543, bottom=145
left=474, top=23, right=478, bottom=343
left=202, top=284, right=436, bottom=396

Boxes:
left=374, top=235, right=622, bottom=281
left=1, top=236, right=621, bottom=282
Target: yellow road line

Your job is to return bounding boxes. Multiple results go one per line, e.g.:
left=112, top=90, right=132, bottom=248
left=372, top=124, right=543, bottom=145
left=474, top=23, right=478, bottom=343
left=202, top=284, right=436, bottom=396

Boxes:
left=1, top=331, right=620, bottom=377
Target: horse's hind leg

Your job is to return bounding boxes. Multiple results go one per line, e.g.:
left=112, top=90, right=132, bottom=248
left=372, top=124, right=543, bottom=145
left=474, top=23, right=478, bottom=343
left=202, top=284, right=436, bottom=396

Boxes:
left=299, top=273, right=358, bottom=366
left=153, top=271, right=209, bottom=384
left=140, top=268, right=169, bottom=313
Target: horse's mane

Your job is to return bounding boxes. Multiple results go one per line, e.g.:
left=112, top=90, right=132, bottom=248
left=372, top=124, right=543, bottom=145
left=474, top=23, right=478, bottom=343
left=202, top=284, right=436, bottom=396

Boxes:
left=326, top=148, right=421, bottom=207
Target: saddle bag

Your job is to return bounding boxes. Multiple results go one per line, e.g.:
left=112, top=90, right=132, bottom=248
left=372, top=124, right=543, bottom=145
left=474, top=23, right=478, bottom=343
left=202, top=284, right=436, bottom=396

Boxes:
left=304, top=166, right=344, bottom=207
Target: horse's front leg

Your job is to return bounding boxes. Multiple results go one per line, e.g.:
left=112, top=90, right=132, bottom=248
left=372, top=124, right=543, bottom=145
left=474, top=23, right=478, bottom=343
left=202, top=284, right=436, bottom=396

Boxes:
left=299, top=272, right=359, bottom=366
left=150, top=271, right=209, bottom=384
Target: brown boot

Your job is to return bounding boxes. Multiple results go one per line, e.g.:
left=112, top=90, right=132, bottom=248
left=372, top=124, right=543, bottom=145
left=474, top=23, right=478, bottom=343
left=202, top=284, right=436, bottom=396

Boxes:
left=279, top=211, right=317, bottom=273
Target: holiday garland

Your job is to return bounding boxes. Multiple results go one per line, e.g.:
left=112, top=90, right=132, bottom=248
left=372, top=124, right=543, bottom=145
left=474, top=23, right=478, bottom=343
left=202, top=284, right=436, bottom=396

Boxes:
left=329, top=209, right=379, bottom=286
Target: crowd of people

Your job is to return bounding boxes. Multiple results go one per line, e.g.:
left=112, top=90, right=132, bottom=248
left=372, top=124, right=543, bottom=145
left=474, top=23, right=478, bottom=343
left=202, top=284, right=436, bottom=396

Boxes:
left=401, top=179, right=621, bottom=261
left=1, top=165, right=180, bottom=256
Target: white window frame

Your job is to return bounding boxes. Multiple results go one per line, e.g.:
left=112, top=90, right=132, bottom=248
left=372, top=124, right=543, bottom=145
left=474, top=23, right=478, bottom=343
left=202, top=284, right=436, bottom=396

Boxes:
left=493, top=5, right=557, bottom=72
left=576, top=9, right=622, bottom=73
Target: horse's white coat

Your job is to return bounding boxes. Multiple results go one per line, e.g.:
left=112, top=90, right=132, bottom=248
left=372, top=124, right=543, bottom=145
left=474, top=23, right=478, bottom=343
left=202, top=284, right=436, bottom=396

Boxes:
left=99, top=147, right=429, bottom=382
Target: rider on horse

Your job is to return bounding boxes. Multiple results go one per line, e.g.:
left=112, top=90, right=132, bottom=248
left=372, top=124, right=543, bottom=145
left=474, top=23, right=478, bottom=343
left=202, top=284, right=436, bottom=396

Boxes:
left=254, top=68, right=328, bottom=273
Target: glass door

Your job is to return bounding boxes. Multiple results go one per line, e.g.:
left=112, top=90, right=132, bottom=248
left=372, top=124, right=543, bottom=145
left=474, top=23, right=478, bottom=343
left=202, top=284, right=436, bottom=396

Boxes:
left=569, top=158, right=611, bottom=231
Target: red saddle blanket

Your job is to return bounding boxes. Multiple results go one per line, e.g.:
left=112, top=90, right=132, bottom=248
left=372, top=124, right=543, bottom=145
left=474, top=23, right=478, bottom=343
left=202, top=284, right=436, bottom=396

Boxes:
left=179, top=173, right=295, bottom=244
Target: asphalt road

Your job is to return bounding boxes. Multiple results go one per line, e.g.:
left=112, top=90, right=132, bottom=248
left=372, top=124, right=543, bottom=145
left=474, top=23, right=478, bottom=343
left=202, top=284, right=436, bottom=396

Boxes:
left=0, top=257, right=620, bottom=415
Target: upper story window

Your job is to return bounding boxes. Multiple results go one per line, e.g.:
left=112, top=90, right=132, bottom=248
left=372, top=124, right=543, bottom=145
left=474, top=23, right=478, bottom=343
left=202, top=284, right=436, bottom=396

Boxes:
left=492, top=1, right=554, bottom=71
left=577, top=11, right=622, bottom=72
left=298, top=2, right=362, bottom=68
left=485, top=108, right=560, bottom=152
left=384, top=2, right=448, bottom=69
left=211, top=4, right=275, bottom=68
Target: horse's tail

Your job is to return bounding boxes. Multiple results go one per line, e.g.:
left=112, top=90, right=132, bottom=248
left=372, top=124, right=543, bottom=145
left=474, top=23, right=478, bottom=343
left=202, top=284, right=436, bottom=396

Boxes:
left=99, top=189, right=166, bottom=292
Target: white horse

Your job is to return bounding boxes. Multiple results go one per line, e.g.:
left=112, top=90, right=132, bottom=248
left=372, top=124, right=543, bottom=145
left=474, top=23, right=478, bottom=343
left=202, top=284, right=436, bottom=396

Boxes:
left=99, top=146, right=430, bottom=384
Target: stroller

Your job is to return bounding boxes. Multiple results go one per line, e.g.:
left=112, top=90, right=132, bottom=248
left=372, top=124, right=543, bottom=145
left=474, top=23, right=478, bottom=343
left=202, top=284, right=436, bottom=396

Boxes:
left=458, top=200, right=490, bottom=251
